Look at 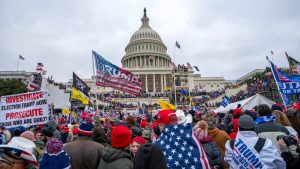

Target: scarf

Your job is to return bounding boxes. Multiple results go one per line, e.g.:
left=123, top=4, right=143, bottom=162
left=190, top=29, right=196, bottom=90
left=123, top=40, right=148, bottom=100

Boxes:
left=255, top=115, right=276, bottom=124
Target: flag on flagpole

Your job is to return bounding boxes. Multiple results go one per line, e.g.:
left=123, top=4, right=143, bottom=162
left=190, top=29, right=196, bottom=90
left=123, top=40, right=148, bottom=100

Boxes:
left=71, top=87, right=89, bottom=105
left=193, top=66, right=199, bottom=71
left=187, top=62, right=193, bottom=70
left=93, top=51, right=142, bottom=96
left=286, top=52, right=300, bottom=75
left=270, top=50, right=274, bottom=55
left=175, top=41, right=181, bottom=49
left=36, top=63, right=46, bottom=75
left=170, top=62, right=177, bottom=69
left=73, top=72, right=90, bottom=97
left=19, top=55, right=25, bottom=60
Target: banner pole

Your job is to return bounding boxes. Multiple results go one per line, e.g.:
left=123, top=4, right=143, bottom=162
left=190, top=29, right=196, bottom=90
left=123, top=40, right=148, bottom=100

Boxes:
left=267, top=57, right=287, bottom=108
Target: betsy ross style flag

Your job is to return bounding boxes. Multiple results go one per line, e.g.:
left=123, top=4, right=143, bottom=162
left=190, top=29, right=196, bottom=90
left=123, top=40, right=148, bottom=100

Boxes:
left=93, top=51, right=142, bottom=96
left=286, top=52, right=300, bottom=75
left=155, top=123, right=210, bottom=169
left=73, top=72, right=90, bottom=97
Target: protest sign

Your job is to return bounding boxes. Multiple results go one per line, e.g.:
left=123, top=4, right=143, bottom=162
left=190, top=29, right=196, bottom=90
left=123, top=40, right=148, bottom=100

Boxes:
left=0, top=91, right=49, bottom=128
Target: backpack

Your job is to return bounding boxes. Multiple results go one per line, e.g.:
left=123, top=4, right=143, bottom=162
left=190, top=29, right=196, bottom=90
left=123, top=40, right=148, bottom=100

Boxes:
left=230, top=137, right=266, bottom=153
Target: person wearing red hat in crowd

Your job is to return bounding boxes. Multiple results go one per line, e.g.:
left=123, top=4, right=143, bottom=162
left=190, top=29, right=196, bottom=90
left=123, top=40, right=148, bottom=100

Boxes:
left=227, top=108, right=243, bottom=134
left=98, top=125, right=133, bottom=169
left=61, top=125, right=69, bottom=144
left=229, top=119, right=238, bottom=139
left=64, top=117, right=104, bottom=169
left=155, top=109, right=178, bottom=135
left=130, top=136, right=147, bottom=157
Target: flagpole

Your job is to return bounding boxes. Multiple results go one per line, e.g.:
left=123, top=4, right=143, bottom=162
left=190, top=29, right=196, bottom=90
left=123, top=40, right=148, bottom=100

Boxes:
left=17, top=56, right=20, bottom=71
left=92, top=51, right=96, bottom=82
left=267, top=56, right=287, bottom=108
left=285, top=52, right=293, bottom=75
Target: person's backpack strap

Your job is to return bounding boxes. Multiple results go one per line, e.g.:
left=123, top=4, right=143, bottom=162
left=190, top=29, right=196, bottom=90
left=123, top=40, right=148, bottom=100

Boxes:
left=254, top=137, right=266, bottom=153
left=230, top=140, right=235, bottom=150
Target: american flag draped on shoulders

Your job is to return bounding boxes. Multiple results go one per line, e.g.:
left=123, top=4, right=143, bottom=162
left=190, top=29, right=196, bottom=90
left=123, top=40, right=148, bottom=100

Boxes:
left=155, top=123, right=210, bottom=169
left=93, top=51, right=142, bottom=96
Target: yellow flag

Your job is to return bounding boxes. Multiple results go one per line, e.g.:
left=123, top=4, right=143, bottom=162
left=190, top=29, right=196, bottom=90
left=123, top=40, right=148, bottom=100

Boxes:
left=62, top=108, right=70, bottom=115
left=72, top=112, right=77, bottom=117
left=158, top=100, right=176, bottom=110
left=71, top=87, right=89, bottom=104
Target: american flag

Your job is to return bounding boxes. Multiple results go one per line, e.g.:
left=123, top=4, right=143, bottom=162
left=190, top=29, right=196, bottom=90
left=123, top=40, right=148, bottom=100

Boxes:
left=93, top=51, right=142, bottom=96
left=155, top=123, right=210, bottom=169
left=170, top=62, right=177, bottom=69
left=36, top=62, right=46, bottom=74
left=274, top=64, right=291, bottom=82
left=187, top=62, right=193, bottom=70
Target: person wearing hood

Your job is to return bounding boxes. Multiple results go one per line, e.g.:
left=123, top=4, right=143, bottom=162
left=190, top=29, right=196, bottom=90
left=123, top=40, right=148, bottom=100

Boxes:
left=194, top=120, right=223, bottom=169
left=225, top=115, right=286, bottom=169
left=42, top=120, right=62, bottom=144
left=92, top=116, right=109, bottom=147
left=98, top=125, right=133, bottom=169
left=206, top=112, right=231, bottom=168
left=133, top=143, right=167, bottom=169
left=126, top=116, right=142, bottom=139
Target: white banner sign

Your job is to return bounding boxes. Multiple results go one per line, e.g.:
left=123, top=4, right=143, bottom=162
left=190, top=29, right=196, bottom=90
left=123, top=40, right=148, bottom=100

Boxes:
left=0, top=91, right=49, bottom=128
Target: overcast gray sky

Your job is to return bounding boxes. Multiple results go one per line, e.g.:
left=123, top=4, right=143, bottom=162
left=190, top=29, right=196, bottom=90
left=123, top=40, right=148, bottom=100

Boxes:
left=1, top=0, right=300, bottom=82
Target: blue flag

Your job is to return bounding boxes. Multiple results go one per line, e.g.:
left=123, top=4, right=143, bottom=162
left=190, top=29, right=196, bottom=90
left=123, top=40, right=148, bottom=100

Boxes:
left=155, top=123, right=210, bottom=169
left=220, top=95, right=231, bottom=107
left=268, top=58, right=300, bottom=106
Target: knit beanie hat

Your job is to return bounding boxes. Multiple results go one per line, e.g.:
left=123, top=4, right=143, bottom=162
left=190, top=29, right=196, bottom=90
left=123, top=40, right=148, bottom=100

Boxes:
left=78, top=118, right=94, bottom=137
left=132, top=136, right=147, bottom=145
left=156, top=110, right=177, bottom=125
left=20, top=131, right=35, bottom=141
left=42, top=121, right=57, bottom=137
left=193, top=120, right=208, bottom=140
left=111, top=126, right=132, bottom=148
left=39, top=138, right=71, bottom=169
left=238, top=115, right=254, bottom=130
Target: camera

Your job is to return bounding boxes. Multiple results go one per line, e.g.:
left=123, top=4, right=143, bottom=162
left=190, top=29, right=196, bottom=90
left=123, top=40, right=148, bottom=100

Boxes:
left=277, top=135, right=297, bottom=147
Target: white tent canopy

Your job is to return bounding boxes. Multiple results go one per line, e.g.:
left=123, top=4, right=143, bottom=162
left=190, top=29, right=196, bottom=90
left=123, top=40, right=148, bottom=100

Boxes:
left=214, top=94, right=276, bottom=113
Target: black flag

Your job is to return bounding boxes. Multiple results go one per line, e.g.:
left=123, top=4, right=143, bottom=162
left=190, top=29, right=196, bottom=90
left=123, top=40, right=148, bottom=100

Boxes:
left=73, top=72, right=90, bottom=97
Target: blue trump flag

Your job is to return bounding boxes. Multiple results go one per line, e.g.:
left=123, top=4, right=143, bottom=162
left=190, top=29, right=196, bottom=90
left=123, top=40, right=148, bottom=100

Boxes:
left=267, top=58, right=300, bottom=106
left=155, top=123, right=210, bottom=169
left=221, top=95, right=231, bottom=107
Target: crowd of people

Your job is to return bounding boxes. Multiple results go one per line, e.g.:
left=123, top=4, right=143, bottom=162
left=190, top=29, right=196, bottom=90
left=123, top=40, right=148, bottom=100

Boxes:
left=0, top=102, right=300, bottom=169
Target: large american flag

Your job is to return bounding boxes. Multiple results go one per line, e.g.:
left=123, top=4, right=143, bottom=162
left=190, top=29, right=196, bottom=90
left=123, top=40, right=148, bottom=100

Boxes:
left=155, top=123, right=210, bottom=169
left=93, top=51, right=142, bottom=96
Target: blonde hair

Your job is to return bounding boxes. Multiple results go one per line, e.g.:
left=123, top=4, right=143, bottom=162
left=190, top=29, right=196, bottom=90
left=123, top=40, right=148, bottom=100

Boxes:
left=273, top=110, right=291, bottom=126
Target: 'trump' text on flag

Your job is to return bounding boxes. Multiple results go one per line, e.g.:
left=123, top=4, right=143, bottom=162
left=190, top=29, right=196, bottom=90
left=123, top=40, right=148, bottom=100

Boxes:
left=93, top=51, right=142, bottom=96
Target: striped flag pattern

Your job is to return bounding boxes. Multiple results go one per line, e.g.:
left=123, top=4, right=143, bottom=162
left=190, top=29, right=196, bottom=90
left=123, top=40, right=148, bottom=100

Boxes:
left=93, top=51, right=142, bottom=96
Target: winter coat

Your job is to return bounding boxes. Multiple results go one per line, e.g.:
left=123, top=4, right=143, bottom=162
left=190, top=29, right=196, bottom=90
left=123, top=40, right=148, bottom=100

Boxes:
left=225, top=131, right=286, bottom=169
left=255, top=122, right=290, bottom=152
left=64, top=137, right=104, bottom=169
left=92, top=126, right=110, bottom=147
left=229, top=119, right=238, bottom=140
left=98, top=146, right=133, bottom=169
left=208, top=127, right=231, bottom=168
left=201, top=136, right=223, bottom=168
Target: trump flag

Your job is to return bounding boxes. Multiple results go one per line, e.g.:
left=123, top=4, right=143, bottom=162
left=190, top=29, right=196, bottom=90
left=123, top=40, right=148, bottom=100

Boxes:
left=93, top=51, right=142, bottom=96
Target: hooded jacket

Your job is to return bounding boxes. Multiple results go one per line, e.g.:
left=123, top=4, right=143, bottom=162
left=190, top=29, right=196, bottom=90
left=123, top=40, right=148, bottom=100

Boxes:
left=133, top=143, right=167, bottom=169
left=98, top=146, right=133, bottom=169
left=225, top=131, right=286, bottom=169
left=64, top=138, right=104, bottom=169
left=92, top=126, right=109, bottom=147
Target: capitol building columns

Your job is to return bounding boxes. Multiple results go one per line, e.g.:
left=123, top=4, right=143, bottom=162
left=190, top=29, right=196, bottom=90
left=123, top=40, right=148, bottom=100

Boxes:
left=121, top=8, right=173, bottom=94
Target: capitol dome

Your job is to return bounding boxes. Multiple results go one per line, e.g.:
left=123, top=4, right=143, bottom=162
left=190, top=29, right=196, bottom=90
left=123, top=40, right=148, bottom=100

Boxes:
left=122, top=8, right=171, bottom=69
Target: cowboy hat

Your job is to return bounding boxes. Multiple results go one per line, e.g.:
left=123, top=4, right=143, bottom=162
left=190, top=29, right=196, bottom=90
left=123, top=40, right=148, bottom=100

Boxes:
left=0, top=137, right=37, bottom=168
